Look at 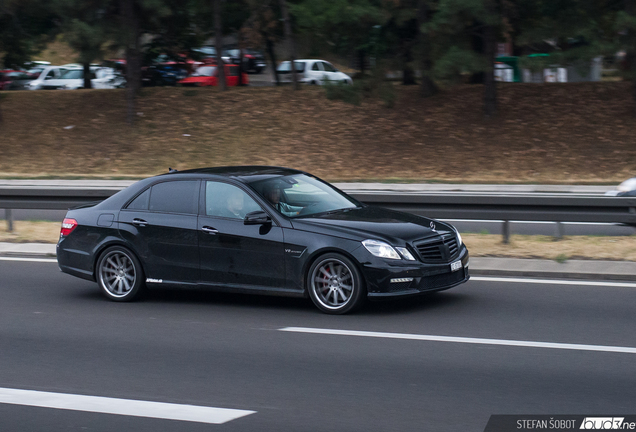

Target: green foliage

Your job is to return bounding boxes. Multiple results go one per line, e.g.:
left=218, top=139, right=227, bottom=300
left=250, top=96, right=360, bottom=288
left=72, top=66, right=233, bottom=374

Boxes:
left=0, top=0, right=59, bottom=68
left=324, top=67, right=396, bottom=108
left=554, top=253, right=568, bottom=264
left=324, top=80, right=362, bottom=106
left=433, top=46, right=486, bottom=81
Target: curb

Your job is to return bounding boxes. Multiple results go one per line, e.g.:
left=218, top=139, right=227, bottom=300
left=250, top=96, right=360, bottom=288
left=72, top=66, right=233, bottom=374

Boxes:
left=470, top=269, right=636, bottom=282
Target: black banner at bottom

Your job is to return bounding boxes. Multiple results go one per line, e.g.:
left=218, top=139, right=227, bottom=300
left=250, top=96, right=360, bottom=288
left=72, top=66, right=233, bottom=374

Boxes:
left=484, top=415, right=636, bottom=432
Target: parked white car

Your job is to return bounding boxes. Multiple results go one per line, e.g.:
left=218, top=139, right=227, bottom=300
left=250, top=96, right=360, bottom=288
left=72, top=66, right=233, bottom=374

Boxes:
left=26, top=66, right=78, bottom=90
left=276, top=60, right=352, bottom=85
left=39, top=67, right=125, bottom=90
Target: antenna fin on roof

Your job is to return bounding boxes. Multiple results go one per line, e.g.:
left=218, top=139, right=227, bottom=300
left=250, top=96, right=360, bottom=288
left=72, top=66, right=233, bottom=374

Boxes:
left=168, top=167, right=178, bottom=173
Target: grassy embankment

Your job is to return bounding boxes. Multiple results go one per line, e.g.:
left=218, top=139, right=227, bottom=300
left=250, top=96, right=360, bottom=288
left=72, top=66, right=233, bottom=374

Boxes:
left=0, top=82, right=635, bottom=182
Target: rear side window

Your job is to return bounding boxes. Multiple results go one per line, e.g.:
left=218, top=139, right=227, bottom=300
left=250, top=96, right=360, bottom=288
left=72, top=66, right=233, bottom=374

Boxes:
left=148, top=181, right=199, bottom=214
left=126, top=188, right=150, bottom=210
left=227, top=66, right=239, bottom=77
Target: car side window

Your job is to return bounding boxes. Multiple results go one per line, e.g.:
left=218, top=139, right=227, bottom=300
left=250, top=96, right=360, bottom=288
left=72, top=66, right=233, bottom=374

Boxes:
left=228, top=66, right=239, bottom=77
left=312, top=62, right=320, bottom=71
left=205, top=181, right=262, bottom=220
left=148, top=181, right=199, bottom=214
left=126, top=188, right=150, bottom=210
left=322, top=62, right=335, bottom=72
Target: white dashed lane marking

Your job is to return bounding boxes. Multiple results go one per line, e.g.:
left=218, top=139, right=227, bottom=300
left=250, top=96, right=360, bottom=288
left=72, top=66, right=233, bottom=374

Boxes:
left=0, top=387, right=256, bottom=424
left=280, top=327, right=636, bottom=354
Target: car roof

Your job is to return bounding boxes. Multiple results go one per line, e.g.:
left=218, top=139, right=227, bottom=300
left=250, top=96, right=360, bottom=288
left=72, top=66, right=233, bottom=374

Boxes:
left=162, top=166, right=306, bottom=183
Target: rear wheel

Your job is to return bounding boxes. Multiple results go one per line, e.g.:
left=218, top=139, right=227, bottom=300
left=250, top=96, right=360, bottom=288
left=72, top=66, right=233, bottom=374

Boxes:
left=96, top=246, right=145, bottom=302
left=307, top=253, right=365, bottom=314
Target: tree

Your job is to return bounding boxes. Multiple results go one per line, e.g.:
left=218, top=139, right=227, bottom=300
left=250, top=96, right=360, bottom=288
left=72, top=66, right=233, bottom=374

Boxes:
left=58, top=0, right=114, bottom=89
left=214, top=0, right=226, bottom=90
left=0, top=0, right=58, bottom=123
left=279, top=0, right=298, bottom=89
left=417, top=0, right=438, bottom=97
left=291, top=0, right=387, bottom=76
left=429, top=0, right=510, bottom=116
left=242, top=0, right=283, bottom=85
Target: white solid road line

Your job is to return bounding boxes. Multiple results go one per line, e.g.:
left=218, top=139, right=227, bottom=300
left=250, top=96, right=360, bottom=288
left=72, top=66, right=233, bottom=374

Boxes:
left=280, top=327, right=636, bottom=354
left=0, top=387, right=256, bottom=424
left=470, top=276, right=636, bottom=288
left=0, top=257, right=57, bottom=263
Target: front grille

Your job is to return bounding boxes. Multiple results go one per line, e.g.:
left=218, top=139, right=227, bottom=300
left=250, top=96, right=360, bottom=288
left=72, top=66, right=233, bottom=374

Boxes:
left=413, top=232, right=459, bottom=263
left=417, top=269, right=465, bottom=291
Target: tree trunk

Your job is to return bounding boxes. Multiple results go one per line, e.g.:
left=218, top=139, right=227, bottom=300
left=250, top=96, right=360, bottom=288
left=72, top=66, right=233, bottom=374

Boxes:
left=121, top=0, right=140, bottom=125
left=264, top=33, right=279, bottom=86
left=82, top=62, right=92, bottom=89
left=279, top=0, right=298, bottom=90
left=358, top=49, right=366, bottom=76
left=237, top=35, right=245, bottom=86
left=483, top=20, right=497, bottom=117
left=417, top=0, right=438, bottom=97
left=214, top=0, right=226, bottom=91
left=627, top=0, right=636, bottom=116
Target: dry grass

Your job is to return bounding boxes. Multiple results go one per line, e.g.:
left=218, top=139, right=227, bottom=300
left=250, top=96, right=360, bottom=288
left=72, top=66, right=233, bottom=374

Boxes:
left=0, top=221, right=60, bottom=243
left=1, top=221, right=634, bottom=262
left=1, top=82, right=635, bottom=182
left=463, top=234, right=636, bottom=261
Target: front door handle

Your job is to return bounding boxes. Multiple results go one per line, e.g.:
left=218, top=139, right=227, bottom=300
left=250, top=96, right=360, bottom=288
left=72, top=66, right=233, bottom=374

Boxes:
left=201, top=226, right=219, bottom=234
left=132, top=218, right=148, bottom=227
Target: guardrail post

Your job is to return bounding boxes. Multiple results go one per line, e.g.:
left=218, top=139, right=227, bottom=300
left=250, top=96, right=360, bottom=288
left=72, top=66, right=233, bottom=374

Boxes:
left=5, top=209, right=13, bottom=232
left=502, top=220, right=510, bottom=244
left=554, top=221, right=563, bottom=240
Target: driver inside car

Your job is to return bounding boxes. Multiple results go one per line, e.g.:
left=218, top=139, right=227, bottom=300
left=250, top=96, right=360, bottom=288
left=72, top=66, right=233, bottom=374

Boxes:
left=263, top=184, right=303, bottom=217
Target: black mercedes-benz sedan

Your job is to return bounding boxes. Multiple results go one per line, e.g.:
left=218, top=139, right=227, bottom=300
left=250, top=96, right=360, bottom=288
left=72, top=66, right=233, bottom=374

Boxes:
left=57, top=166, right=469, bottom=314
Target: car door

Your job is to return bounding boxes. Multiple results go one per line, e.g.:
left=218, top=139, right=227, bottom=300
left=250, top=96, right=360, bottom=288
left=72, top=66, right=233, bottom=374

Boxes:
left=321, top=61, right=337, bottom=82
left=118, top=180, right=200, bottom=284
left=225, top=65, right=239, bottom=86
left=309, top=61, right=323, bottom=84
left=198, top=181, right=287, bottom=290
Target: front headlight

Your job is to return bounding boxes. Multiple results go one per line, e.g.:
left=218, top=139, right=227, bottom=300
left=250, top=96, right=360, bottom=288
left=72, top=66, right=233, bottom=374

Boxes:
left=395, top=247, right=416, bottom=261
left=362, top=239, right=400, bottom=260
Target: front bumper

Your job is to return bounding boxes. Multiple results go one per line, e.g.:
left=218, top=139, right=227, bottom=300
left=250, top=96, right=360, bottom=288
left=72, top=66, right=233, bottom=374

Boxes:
left=359, top=246, right=470, bottom=298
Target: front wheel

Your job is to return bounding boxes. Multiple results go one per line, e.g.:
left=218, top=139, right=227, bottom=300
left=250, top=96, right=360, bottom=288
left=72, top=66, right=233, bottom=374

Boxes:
left=96, top=246, right=145, bottom=302
left=307, top=253, right=365, bottom=314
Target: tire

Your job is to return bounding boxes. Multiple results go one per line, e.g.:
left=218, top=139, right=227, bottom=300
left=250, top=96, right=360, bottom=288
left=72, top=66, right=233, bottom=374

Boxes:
left=307, top=253, right=365, bottom=314
left=96, top=246, right=145, bottom=302
left=310, top=80, right=317, bottom=85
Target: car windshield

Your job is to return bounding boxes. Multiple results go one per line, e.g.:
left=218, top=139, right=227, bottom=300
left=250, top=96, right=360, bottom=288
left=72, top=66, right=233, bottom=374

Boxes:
left=61, top=70, right=83, bottom=79
left=249, top=174, right=359, bottom=218
left=192, top=66, right=216, bottom=77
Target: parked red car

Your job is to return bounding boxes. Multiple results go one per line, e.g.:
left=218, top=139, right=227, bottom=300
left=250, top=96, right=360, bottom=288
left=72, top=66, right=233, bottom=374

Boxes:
left=178, top=64, right=248, bottom=87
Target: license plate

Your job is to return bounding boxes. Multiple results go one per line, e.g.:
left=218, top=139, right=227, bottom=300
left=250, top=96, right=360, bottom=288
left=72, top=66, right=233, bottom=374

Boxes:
left=450, top=260, right=462, bottom=272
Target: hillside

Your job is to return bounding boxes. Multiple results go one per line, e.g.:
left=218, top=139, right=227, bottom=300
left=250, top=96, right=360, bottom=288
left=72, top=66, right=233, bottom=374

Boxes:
left=0, top=82, right=635, bottom=182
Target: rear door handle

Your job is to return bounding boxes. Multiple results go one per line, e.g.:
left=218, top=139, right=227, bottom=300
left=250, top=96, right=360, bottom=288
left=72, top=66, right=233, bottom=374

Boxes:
left=132, top=218, right=148, bottom=227
left=201, top=226, right=219, bottom=234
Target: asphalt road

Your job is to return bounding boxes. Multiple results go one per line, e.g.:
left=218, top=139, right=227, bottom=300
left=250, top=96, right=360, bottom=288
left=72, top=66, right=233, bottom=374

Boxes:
left=1, top=259, right=635, bottom=431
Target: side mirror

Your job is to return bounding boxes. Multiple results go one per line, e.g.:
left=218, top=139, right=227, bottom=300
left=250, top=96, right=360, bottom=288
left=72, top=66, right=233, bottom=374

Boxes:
left=244, top=210, right=271, bottom=225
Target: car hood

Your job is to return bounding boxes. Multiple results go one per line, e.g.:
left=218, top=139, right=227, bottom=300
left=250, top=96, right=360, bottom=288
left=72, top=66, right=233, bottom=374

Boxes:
left=290, top=206, right=454, bottom=244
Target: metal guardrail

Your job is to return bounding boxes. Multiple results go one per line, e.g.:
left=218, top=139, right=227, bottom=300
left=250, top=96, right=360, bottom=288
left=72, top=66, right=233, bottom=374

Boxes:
left=1, top=187, right=635, bottom=242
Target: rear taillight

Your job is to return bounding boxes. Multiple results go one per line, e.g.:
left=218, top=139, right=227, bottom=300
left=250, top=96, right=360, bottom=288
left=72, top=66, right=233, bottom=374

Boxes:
left=60, top=218, right=78, bottom=237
